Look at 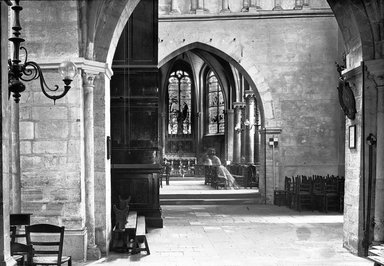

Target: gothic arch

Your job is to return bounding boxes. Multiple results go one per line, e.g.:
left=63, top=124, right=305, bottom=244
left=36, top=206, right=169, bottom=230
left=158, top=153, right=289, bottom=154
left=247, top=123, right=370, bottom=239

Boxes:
left=159, top=42, right=269, bottom=128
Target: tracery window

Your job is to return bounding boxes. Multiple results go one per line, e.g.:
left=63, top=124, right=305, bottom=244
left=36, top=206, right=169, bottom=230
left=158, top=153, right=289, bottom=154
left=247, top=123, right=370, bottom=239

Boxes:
left=207, top=70, right=224, bottom=134
left=168, top=70, right=192, bottom=135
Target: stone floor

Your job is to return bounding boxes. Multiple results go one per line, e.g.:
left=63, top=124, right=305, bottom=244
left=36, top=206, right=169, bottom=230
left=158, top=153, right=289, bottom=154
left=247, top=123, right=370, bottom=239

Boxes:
left=78, top=204, right=373, bottom=266
left=76, top=178, right=372, bottom=265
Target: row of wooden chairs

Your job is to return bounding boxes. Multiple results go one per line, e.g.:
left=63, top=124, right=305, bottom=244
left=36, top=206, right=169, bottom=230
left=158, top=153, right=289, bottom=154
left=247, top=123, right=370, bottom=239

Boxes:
left=11, top=223, right=71, bottom=266
left=227, top=164, right=259, bottom=188
left=283, top=175, right=344, bottom=212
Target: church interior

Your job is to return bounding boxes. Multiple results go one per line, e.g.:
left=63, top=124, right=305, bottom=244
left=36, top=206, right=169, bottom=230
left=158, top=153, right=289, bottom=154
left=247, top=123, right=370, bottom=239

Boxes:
left=1, top=0, right=384, bottom=265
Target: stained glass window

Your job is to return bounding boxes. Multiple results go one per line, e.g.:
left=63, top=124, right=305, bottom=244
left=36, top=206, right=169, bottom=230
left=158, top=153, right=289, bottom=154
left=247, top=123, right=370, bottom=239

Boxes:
left=207, top=71, right=224, bottom=134
left=168, top=70, right=192, bottom=135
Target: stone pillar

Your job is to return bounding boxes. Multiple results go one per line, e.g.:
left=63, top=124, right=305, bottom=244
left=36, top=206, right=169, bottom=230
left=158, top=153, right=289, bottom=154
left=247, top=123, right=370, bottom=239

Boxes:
left=220, top=0, right=230, bottom=13
left=244, top=90, right=256, bottom=164
left=249, top=0, right=261, bottom=12
left=294, top=0, right=303, bottom=10
left=11, top=100, right=21, bottom=213
left=1, top=1, right=14, bottom=264
left=233, top=102, right=245, bottom=163
left=196, top=0, right=206, bottom=14
left=272, top=0, right=283, bottom=11
left=226, top=109, right=234, bottom=162
left=254, top=105, right=260, bottom=165
left=170, top=0, right=180, bottom=14
left=303, top=0, right=310, bottom=8
left=368, top=60, right=384, bottom=243
left=374, top=85, right=384, bottom=243
left=190, top=0, right=198, bottom=13
left=82, top=71, right=101, bottom=260
left=241, top=0, right=249, bottom=12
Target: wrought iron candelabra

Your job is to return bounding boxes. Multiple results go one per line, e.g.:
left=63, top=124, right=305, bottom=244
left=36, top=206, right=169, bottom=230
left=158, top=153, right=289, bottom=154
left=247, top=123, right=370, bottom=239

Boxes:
left=6, top=0, right=77, bottom=103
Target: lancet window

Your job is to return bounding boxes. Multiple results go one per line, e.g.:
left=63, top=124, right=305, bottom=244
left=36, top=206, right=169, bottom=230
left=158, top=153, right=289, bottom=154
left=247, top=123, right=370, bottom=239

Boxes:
left=168, top=70, right=192, bottom=135
left=207, top=70, right=225, bottom=134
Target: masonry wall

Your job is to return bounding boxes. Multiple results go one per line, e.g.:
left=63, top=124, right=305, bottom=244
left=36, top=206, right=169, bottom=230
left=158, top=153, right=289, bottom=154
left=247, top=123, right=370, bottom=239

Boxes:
left=159, top=10, right=345, bottom=193
left=15, top=1, right=87, bottom=259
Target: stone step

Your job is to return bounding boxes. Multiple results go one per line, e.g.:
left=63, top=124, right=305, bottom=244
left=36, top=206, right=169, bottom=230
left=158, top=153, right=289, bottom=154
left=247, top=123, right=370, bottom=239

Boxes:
left=368, top=245, right=384, bottom=265
left=160, top=198, right=263, bottom=205
left=161, top=192, right=259, bottom=199
left=160, top=191, right=262, bottom=205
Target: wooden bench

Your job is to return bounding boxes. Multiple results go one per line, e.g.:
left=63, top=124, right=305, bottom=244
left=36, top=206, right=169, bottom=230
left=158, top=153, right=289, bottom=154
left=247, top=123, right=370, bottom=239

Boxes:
left=125, top=211, right=150, bottom=255
left=132, top=216, right=150, bottom=255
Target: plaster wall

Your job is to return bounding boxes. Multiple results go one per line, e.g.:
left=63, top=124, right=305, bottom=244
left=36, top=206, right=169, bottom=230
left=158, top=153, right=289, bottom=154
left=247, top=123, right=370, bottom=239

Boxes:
left=159, top=12, right=345, bottom=192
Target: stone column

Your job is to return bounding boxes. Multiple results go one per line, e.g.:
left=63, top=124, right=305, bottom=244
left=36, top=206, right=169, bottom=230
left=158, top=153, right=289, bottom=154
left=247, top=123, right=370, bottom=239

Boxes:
left=1, top=1, right=14, bottom=265
left=233, top=102, right=245, bottom=163
left=170, top=0, right=180, bottom=14
left=272, top=0, right=283, bottom=10
left=220, top=0, right=230, bottom=13
left=374, top=85, right=384, bottom=243
left=249, top=0, right=261, bottom=12
left=196, top=0, right=206, bottom=14
left=82, top=71, right=101, bottom=260
left=294, top=0, right=303, bottom=10
left=303, top=0, right=310, bottom=8
left=190, top=0, right=198, bottom=13
left=245, top=90, right=256, bottom=164
left=241, top=0, right=249, bottom=12
left=226, top=109, right=234, bottom=162
left=11, top=100, right=21, bottom=213
left=368, top=60, right=384, bottom=243
left=254, top=105, right=260, bottom=164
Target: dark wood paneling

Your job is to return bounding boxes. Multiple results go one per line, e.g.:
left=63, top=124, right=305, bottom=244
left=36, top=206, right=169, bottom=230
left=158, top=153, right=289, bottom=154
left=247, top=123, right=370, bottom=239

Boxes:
left=111, top=165, right=163, bottom=228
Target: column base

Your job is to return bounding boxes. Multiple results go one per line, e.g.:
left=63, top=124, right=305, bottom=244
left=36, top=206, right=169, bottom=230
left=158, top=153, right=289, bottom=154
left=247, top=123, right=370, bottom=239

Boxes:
left=272, top=5, right=283, bottom=11
left=87, top=245, right=101, bottom=261
left=293, top=5, right=303, bottom=10
left=241, top=7, right=249, bottom=12
left=220, top=8, right=231, bottom=13
left=195, top=8, right=207, bottom=15
left=0, top=256, right=17, bottom=266
left=248, top=6, right=261, bottom=12
left=169, top=9, right=181, bottom=15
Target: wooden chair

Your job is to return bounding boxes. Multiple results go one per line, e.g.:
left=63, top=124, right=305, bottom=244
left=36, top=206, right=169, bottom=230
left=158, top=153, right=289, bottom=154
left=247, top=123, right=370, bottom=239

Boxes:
left=284, top=176, right=295, bottom=208
left=323, top=177, right=340, bottom=213
left=11, top=242, right=33, bottom=266
left=312, top=176, right=326, bottom=211
left=294, top=176, right=313, bottom=211
left=25, top=224, right=71, bottom=266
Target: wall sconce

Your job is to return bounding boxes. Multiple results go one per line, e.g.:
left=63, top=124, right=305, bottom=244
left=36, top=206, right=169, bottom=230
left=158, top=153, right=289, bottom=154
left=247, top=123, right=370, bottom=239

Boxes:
left=7, top=0, right=77, bottom=104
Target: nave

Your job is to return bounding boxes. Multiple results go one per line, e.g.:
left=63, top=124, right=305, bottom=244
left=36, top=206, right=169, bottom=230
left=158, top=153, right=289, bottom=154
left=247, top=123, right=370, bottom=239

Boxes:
left=77, top=180, right=371, bottom=266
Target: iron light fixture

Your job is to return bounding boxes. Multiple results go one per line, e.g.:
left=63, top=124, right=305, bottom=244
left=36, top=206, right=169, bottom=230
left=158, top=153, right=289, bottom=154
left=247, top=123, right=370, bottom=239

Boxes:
left=6, top=0, right=77, bottom=103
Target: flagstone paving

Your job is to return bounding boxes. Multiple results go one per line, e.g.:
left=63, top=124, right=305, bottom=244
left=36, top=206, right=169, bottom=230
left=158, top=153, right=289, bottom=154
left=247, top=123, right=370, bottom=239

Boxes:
left=77, top=204, right=373, bottom=266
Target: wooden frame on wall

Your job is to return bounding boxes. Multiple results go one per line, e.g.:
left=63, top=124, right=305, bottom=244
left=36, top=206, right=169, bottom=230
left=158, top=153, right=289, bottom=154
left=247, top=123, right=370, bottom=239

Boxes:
left=349, top=125, right=356, bottom=149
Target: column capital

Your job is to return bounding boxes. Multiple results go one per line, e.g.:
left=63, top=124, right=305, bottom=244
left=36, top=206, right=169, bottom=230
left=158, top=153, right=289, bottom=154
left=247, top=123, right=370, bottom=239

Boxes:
left=233, top=102, right=246, bottom=109
left=244, top=90, right=256, bottom=101
left=366, top=59, right=384, bottom=87
left=82, top=70, right=97, bottom=87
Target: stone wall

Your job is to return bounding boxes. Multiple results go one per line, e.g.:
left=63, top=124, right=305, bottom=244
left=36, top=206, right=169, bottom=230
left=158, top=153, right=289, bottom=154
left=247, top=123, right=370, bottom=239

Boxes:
left=342, top=66, right=364, bottom=254
left=159, top=0, right=330, bottom=14
left=14, top=1, right=87, bottom=260
left=159, top=10, right=345, bottom=194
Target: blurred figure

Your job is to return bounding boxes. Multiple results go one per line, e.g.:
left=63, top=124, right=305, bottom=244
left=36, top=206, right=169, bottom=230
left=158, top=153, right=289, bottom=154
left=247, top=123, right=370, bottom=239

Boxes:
left=207, top=148, right=239, bottom=189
